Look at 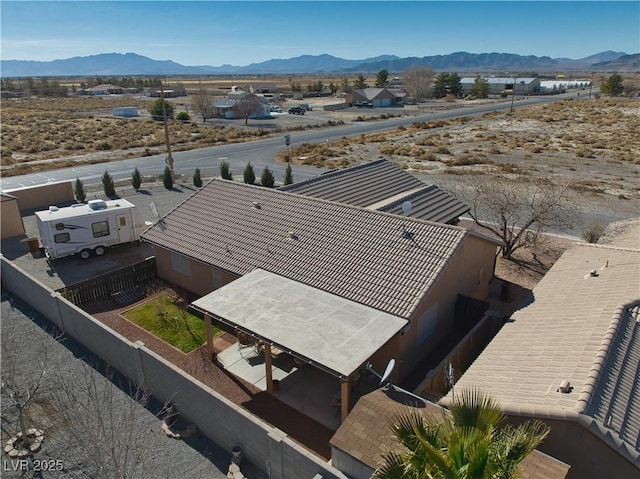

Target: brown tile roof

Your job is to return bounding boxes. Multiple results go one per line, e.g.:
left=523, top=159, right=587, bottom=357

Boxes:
left=279, top=159, right=468, bottom=224
left=141, top=179, right=472, bottom=319
left=330, top=389, right=570, bottom=478
left=445, top=219, right=640, bottom=465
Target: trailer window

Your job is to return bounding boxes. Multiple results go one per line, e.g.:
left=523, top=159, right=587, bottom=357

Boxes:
left=54, top=233, right=70, bottom=243
left=92, top=221, right=110, bottom=238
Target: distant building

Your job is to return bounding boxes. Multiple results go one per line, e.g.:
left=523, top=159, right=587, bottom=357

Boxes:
left=460, top=77, right=541, bottom=95
left=348, top=88, right=405, bottom=107
left=84, top=84, right=124, bottom=95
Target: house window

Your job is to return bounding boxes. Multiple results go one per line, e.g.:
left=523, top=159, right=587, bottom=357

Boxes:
left=171, top=252, right=191, bottom=276
left=416, top=303, right=438, bottom=346
left=54, top=233, right=70, bottom=243
left=212, top=268, right=222, bottom=289
left=92, top=221, right=110, bottom=238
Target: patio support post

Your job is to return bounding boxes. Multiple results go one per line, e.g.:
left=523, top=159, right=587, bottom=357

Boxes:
left=264, top=343, right=274, bottom=393
left=341, top=379, right=350, bottom=422
left=204, top=313, right=215, bottom=361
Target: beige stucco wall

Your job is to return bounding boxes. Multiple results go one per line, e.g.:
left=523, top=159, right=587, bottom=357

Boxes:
left=1, top=196, right=25, bottom=239
left=509, top=416, right=638, bottom=478
left=395, top=233, right=497, bottom=379
left=151, top=246, right=239, bottom=297
left=5, top=181, right=75, bottom=212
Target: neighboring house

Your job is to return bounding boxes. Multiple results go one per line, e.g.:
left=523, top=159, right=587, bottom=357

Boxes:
left=140, top=179, right=500, bottom=399
left=279, top=159, right=469, bottom=225
left=442, top=218, right=640, bottom=478
left=148, top=85, right=187, bottom=97
left=84, top=84, right=124, bottom=95
left=0, top=193, right=25, bottom=239
left=330, top=388, right=571, bottom=479
left=460, top=77, right=541, bottom=95
left=248, top=83, right=278, bottom=94
left=213, top=92, right=271, bottom=119
left=349, top=88, right=401, bottom=107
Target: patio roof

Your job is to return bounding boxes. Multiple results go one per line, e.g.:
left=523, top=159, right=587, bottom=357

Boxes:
left=191, top=269, right=408, bottom=381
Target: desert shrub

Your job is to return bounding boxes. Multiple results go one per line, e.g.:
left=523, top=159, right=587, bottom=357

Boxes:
left=175, top=111, right=190, bottom=121
left=582, top=223, right=606, bottom=243
left=434, top=145, right=451, bottom=154
left=576, top=148, right=595, bottom=158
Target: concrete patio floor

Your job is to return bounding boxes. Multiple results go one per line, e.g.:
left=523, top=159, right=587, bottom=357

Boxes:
left=217, top=343, right=380, bottom=430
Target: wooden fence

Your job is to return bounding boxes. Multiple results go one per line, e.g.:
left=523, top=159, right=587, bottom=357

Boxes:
left=60, top=256, right=157, bottom=305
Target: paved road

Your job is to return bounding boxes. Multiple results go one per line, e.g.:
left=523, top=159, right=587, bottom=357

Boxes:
left=0, top=91, right=587, bottom=191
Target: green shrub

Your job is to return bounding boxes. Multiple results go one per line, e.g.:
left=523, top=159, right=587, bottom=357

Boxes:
left=283, top=163, right=293, bottom=185
left=193, top=168, right=202, bottom=187
left=101, top=170, right=115, bottom=197
left=74, top=178, right=86, bottom=203
left=175, top=111, right=190, bottom=121
left=219, top=160, right=232, bottom=180
left=261, top=166, right=275, bottom=188
left=163, top=166, right=174, bottom=190
left=131, top=167, right=142, bottom=191
left=243, top=162, right=255, bottom=185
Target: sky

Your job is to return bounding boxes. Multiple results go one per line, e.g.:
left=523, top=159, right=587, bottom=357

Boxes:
left=1, top=1, right=638, bottom=66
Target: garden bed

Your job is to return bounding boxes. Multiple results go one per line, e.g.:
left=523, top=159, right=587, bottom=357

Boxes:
left=122, top=293, right=221, bottom=353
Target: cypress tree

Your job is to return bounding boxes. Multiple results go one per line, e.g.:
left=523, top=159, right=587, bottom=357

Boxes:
left=283, top=163, right=293, bottom=185
left=193, top=168, right=203, bottom=187
left=261, top=166, right=275, bottom=188
left=131, top=167, right=142, bottom=191
left=219, top=160, right=232, bottom=180
left=243, top=162, right=256, bottom=185
left=74, top=178, right=86, bottom=203
left=102, top=170, right=115, bottom=197
left=163, top=166, right=174, bottom=190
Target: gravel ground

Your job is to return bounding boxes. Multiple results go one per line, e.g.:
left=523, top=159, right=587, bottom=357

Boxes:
left=0, top=294, right=267, bottom=479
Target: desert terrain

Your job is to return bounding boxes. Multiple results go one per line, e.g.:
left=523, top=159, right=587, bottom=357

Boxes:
left=1, top=94, right=638, bottom=236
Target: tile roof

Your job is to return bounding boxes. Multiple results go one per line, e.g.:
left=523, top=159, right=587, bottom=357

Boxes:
left=444, top=219, right=640, bottom=464
left=279, top=159, right=468, bottom=224
left=141, top=179, right=471, bottom=319
left=330, top=388, right=570, bottom=478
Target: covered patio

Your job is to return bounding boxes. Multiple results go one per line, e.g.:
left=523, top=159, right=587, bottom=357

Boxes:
left=191, top=269, right=407, bottom=424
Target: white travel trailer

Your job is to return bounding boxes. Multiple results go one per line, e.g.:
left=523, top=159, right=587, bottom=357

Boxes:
left=35, top=199, right=145, bottom=260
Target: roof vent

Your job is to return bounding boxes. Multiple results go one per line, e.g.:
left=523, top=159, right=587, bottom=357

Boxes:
left=48, top=205, right=59, bottom=212
left=288, top=231, right=298, bottom=240
left=252, top=201, right=261, bottom=209
left=589, top=269, right=599, bottom=277
left=557, top=380, right=572, bottom=393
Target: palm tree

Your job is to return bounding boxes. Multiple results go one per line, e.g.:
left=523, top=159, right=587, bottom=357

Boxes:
left=375, top=389, right=549, bottom=479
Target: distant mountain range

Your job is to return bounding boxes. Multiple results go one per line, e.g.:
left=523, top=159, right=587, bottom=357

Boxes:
left=1, top=51, right=637, bottom=77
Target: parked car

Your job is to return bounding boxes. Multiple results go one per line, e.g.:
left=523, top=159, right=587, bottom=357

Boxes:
left=288, top=107, right=305, bottom=115
left=355, top=101, right=373, bottom=108
left=270, top=106, right=282, bottom=113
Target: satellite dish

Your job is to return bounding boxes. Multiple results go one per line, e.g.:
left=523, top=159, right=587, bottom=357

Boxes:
left=380, top=358, right=396, bottom=385
left=401, top=200, right=413, bottom=215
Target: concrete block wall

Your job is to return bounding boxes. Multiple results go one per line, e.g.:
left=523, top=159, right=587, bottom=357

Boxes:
left=0, top=256, right=347, bottom=479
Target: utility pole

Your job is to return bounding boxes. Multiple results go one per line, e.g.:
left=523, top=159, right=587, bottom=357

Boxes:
left=510, top=76, right=517, bottom=114
left=160, top=81, right=175, bottom=181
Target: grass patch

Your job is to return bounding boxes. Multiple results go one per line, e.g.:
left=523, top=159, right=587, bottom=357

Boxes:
left=123, top=294, right=220, bottom=353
